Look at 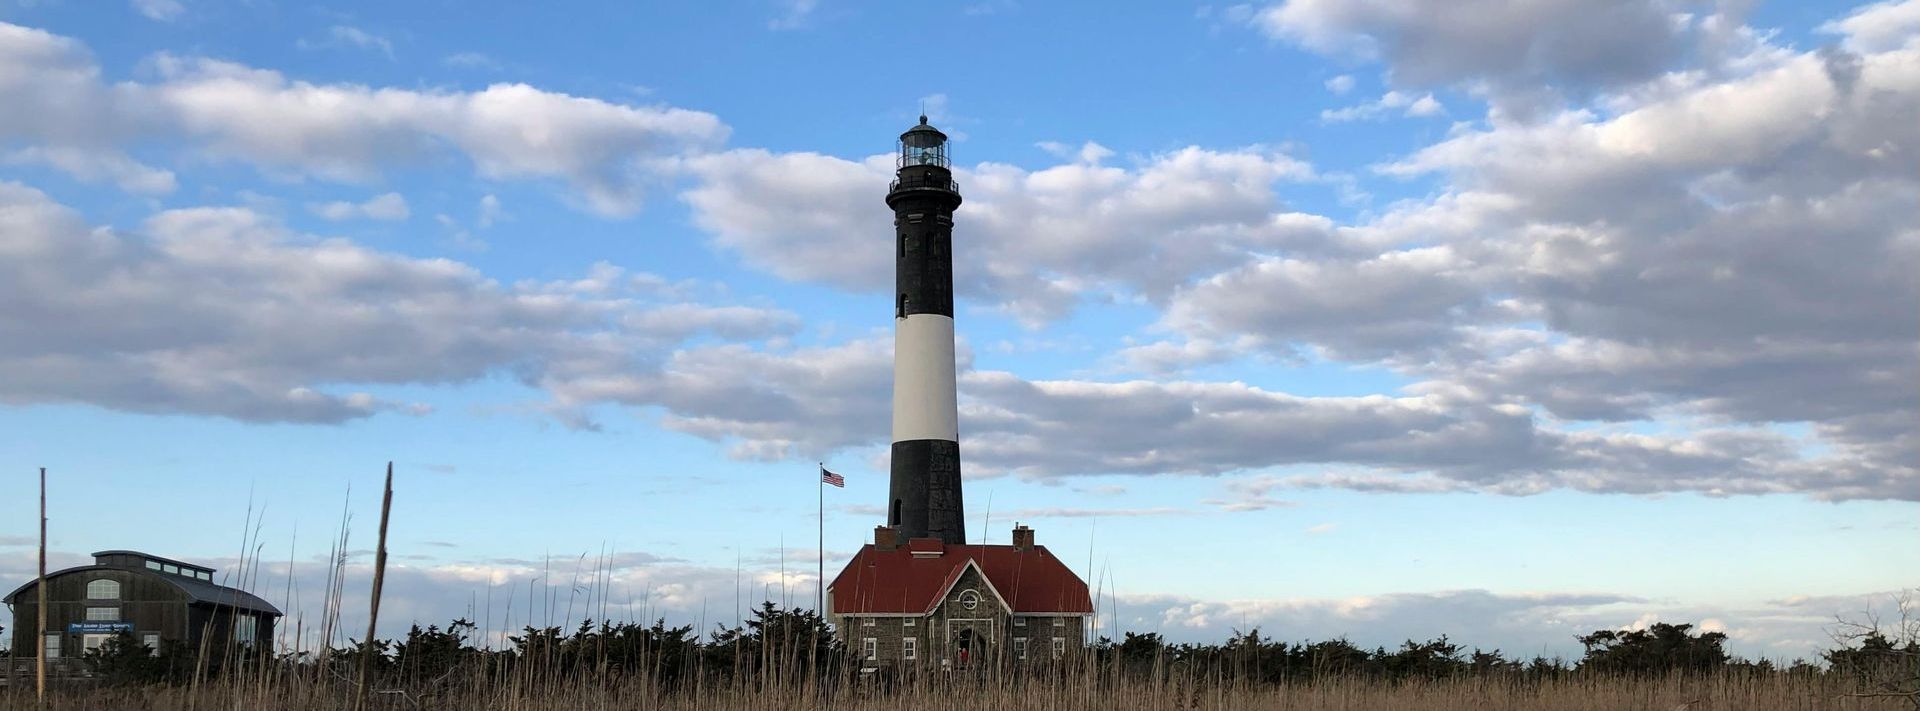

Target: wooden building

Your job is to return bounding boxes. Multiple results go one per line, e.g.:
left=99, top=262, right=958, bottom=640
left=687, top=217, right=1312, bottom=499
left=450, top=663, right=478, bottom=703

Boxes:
left=5, top=550, right=281, bottom=675
left=827, top=524, right=1093, bottom=670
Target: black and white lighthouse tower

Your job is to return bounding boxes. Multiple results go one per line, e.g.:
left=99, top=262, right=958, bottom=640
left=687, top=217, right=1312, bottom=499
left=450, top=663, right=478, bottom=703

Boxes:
left=886, top=116, right=967, bottom=545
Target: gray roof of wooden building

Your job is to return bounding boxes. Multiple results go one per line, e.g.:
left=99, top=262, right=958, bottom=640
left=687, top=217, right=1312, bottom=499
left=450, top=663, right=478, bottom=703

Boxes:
left=3, top=565, right=283, bottom=616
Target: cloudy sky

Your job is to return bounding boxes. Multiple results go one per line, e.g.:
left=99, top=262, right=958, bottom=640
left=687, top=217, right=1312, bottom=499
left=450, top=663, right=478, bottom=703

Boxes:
left=1, top=0, right=1916, bottom=661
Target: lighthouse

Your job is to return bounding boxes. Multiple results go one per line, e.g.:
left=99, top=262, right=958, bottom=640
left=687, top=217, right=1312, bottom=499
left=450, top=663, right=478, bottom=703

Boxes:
left=886, top=116, right=967, bottom=545
left=824, top=119, right=1093, bottom=665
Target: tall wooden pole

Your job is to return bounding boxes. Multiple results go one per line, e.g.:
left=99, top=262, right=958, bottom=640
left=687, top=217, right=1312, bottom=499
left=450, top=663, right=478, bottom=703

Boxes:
left=36, top=467, right=47, bottom=704
left=356, top=463, right=393, bottom=709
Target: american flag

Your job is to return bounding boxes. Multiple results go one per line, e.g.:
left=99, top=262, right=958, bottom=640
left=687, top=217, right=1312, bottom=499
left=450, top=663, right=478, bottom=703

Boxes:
left=820, top=466, right=845, bottom=488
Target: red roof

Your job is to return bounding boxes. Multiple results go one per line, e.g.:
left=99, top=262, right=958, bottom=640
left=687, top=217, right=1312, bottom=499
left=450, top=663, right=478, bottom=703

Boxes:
left=828, top=540, right=1094, bottom=615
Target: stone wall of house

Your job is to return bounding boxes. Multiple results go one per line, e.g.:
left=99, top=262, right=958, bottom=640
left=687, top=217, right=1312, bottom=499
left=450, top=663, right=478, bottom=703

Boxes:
left=930, top=565, right=1008, bottom=665
left=1006, top=614, right=1087, bottom=663
left=845, top=615, right=935, bottom=667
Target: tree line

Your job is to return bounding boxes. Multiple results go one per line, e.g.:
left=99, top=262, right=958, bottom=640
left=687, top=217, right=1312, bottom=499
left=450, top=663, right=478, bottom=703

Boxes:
left=5, top=602, right=1914, bottom=701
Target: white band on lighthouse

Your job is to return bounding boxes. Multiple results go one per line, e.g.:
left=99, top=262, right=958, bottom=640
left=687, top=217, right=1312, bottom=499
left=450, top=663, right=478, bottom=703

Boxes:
left=892, top=313, right=960, bottom=443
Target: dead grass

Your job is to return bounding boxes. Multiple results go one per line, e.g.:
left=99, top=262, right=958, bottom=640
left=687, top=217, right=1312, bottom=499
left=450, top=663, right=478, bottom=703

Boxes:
left=3, top=671, right=1905, bottom=711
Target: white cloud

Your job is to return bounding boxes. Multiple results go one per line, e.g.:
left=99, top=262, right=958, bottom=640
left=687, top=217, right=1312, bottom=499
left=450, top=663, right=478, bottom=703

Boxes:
left=0, top=23, right=727, bottom=215
left=683, top=145, right=1318, bottom=323
left=1324, top=74, right=1355, bottom=95
left=544, top=329, right=1908, bottom=498
left=442, top=51, right=501, bottom=70
left=1121, top=588, right=1876, bottom=659
left=130, top=0, right=184, bottom=22
left=1820, top=0, right=1920, bottom=53
left=769, top=0, right=819, bottom=30
left=298, top=25, right=395, bottom=58
left=4, top=145, right=177, bottom=194
left=1254, top=0, right=1704, bottom=112
left=1, top=10, right=1912, bottom=506
left=0, top=183, right=795, bottom=423
left=1320, top=90, right=1445, bottom=122
left=477, top=193, right=505, bottom=228
left=1163, top=246, right=1484, bottom=360
left=1140, top=31, right=1920, bottom=499
left=309, top=192, right=410, bottom=221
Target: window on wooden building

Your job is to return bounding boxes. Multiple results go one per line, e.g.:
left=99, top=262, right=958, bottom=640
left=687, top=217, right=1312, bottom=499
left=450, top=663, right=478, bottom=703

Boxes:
left=146, top=561, right=162, bottom=571
left=142, top=633, right=162, bottom=656
left=83, top=634, right=112, bottom=653
left=861, top=637, right=877, bottom=661
left=86, top=579, right=120, bottom=600
left=903, top=637, right=917, bottom=660
left=1014, top=637, right=1026, bottom=661
left=43, top=634, right=61, bottom=659
left=1051, top=638, right=1066, bottom=659
left=86, top=607, right=119, bottom=621
left=234, top=615, right=257, bottom=645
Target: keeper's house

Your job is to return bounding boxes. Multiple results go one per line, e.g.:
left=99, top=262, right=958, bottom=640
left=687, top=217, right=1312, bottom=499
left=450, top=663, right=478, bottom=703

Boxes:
left=828, top=524, right=1093, bottom=670
left=5, top=550, right=280, bottom=674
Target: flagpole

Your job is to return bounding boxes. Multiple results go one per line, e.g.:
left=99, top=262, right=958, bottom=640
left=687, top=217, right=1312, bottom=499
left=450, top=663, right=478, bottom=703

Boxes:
left=816, top=462, right=824, bottom=616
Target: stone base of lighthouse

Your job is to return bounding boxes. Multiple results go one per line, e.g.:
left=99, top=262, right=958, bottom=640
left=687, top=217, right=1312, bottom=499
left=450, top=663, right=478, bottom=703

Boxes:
left=889, top=439, right=966, bottom=544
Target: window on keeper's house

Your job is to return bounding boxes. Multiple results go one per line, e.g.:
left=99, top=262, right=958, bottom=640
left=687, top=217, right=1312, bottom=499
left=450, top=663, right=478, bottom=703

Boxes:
left=1054, top=617, right=1065, bottom=627
left=1014, top=617, right=1026, bottom=627
left=903, top=636, right=917, bottom=660
left=86, top=607, right=118, bottom=621
left=862, top=617, right=876, bottom=627
left=862, top=637, right=878, bottom=661
left=904, top=618, right=916, bottom=627
left=1052, top=638, right=1066, bottom=659
left=43, top=634, right=61, bottom=659
left=1014, top=637, right=1026, bottom=660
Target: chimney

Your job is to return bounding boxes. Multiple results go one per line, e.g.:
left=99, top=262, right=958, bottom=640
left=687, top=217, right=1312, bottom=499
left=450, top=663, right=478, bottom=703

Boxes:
left=874, top=525, right=900, bottom=552
left=1011, top=523, right=1034, bottom=551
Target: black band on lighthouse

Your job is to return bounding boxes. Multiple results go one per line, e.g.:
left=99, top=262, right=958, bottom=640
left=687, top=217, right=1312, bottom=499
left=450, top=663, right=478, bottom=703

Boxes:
left=891, top=167, right=959, bottom=319
left=889, top=439, right=967, bottom=544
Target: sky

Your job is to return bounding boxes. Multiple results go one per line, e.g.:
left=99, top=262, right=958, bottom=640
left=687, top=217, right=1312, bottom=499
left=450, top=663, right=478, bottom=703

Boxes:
left=0, top=0, right=1916, bottom=662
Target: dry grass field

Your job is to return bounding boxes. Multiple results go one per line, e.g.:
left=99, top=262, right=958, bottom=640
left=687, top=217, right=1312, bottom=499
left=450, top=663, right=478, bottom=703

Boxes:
left=3, top=671, right=1910, bottom=711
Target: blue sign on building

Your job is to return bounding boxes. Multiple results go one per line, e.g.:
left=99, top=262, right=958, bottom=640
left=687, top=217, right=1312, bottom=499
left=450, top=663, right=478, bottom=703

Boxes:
left=68, top=622, right=135, bottom=634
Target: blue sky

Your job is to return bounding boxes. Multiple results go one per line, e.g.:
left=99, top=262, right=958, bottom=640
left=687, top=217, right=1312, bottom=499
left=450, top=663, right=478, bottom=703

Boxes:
left=1, top=0, right=1916, bottom=661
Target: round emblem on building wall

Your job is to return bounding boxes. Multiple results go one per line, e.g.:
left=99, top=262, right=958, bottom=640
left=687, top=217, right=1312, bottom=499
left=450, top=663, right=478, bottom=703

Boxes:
left=959, top=589, right=980, bottom=611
